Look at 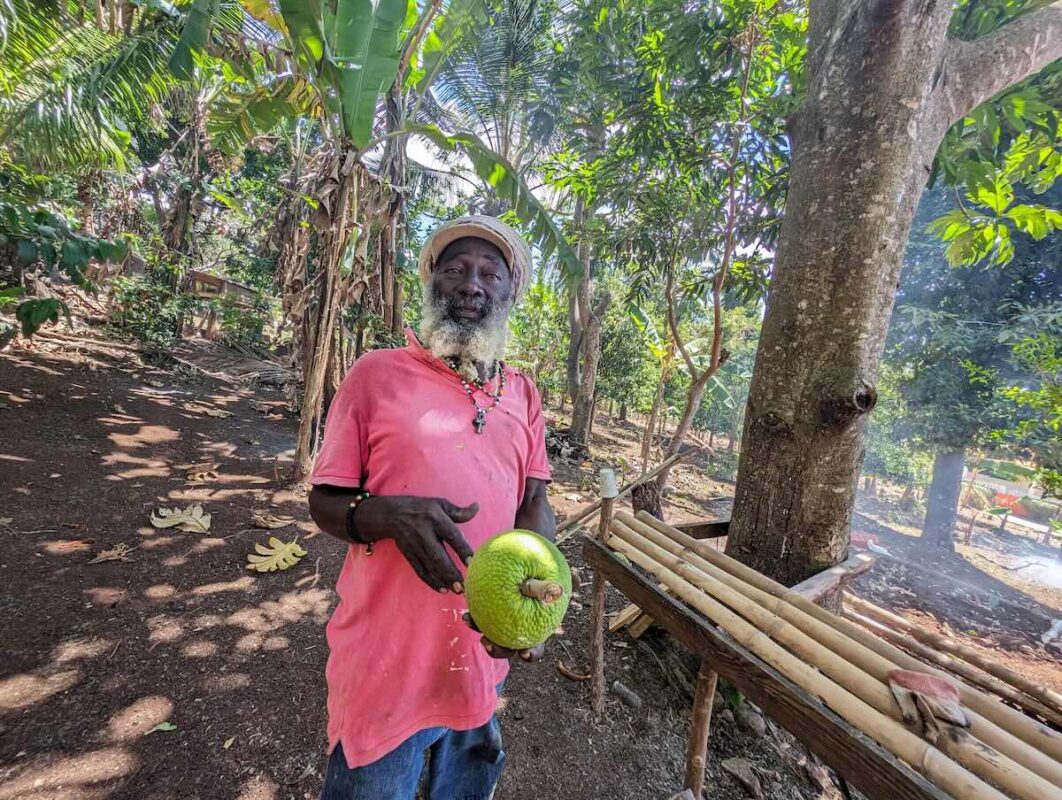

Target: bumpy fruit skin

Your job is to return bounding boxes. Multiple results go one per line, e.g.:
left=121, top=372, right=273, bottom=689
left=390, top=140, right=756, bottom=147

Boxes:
left=465, top=530, right=572, bottom=650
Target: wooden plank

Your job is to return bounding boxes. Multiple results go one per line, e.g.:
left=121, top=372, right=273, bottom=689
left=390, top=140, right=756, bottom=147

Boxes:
left=628, top=612, right=655, bottom=639
left=582, top=537, right=949, bottom=800
left=674, top=518, right=729, bottom=540
left=609, top=603, right=644, bottom=633
left=790, top=552, right=876, bottom=603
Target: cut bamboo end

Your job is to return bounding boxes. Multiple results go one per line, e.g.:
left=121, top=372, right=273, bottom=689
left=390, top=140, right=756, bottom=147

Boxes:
left=521, top=578, right=564, bottom=604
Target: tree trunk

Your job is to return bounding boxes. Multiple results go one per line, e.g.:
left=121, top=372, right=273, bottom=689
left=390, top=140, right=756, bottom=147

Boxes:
left=566, top=282, right=582, bottom=405
left=723, top=1, right=1062, bottom=585
left=899, top=482, right=916, bottom=512
left=641, top=370, right=666, bottom=473
left=569, top=199, right=611, bottom=446
left=632, top=480, right=664, bottom=520
left=619, top=402, right=627, bottom=422
left=708, top=429, right=715, bottom=449
left=292, top=148, right=359, bottom=482
left=921, top=447, right=966, bottom=553
left=657, top=374, right=710, bottom=489
left=379, top=85, right=406, bottom=337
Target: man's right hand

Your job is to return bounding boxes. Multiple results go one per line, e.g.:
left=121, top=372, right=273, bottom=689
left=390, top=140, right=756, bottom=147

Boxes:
left=354, top=496, right=478, bottom=593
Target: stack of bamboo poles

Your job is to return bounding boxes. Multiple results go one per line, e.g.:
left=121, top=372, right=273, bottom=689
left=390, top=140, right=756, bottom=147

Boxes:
left=606, top=511, right=1062, bottom=800
left=843, top=594, right=1062, bottom=728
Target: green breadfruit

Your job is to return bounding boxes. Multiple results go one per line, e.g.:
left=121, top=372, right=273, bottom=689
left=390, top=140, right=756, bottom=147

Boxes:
left=465, top=530, right=572, bottom=650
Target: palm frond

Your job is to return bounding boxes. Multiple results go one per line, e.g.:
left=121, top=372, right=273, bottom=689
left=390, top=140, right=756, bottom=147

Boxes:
left=0, top=2, right=182, bottom=169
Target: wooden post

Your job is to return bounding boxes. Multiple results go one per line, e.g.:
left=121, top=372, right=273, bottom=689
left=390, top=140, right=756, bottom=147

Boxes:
left=591, top=467, right=619, bottom=718
left=685, top=660, right=718, bottom=796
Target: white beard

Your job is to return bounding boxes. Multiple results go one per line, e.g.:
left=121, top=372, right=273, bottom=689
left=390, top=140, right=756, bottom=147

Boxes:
left=419, top=287, right=511, bottom=382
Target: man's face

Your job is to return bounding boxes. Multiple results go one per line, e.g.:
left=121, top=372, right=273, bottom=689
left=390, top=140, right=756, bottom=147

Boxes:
left=431, top=237, right=513, bottom=326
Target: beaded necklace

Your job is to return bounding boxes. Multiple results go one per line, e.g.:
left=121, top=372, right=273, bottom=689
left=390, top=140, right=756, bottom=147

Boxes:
left=445, top=357, right=507, bottom=434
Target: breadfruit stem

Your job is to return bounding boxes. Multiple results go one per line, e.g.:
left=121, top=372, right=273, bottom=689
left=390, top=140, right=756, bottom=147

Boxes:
left=520, top=578, right=564, bottom=604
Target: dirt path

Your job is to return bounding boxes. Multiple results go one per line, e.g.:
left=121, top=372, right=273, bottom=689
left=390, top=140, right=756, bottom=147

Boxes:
left=1, top=333, right=835, bottom=800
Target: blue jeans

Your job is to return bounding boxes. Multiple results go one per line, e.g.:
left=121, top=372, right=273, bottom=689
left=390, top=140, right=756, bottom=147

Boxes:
left=320, top=715, right=505, bottom=800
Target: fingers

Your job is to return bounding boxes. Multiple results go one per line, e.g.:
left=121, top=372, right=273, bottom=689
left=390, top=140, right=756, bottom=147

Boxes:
left=462, top=612, right=480, bottom=632
left=435, top=515, right=475, bottom=566
left=438, top=499, right=479, bottom=524
left=481, top=635, right=516, bottom=660
left=416, top=525, right=465, bottom=593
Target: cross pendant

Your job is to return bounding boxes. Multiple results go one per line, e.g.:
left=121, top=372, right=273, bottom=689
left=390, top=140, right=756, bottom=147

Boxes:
left=473, top=408, right=486, bottom=434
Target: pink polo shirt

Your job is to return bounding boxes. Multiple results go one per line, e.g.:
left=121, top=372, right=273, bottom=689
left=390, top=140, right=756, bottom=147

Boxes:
left=311, top=329, right=551, bottom=768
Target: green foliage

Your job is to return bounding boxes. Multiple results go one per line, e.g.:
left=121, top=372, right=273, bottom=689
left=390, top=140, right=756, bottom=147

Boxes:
left=0, top=0, right=182, bottom=168
left=14, top=296, right=70, bottom=337
left=598, top=300, right=660, bottom=416
left=109, top=276, right=199, bottom=346
left=217, top=293, right=267, bottom=346
left=508, top=277, right=568, bottom=401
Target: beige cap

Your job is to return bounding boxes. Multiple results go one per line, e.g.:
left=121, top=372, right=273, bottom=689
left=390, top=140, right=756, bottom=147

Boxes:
left=418, top=215, right=533, bottom=302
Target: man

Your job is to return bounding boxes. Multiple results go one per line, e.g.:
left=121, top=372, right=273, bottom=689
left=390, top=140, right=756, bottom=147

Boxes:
left=308, top=215, right=555, bottom=800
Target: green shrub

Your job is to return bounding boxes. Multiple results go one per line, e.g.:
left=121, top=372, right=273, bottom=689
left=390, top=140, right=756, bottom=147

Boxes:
left=217, top=294, right=266, bottom=346
left=109, top=277, right=199, bottom=346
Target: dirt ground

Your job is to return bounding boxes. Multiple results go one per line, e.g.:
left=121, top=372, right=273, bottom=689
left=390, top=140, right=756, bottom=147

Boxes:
left=2, top=328, right=1059, bottom=800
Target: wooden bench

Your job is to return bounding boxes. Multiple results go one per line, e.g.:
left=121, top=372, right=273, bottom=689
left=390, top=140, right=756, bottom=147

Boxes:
left=582, top=535, right=943, bottom=800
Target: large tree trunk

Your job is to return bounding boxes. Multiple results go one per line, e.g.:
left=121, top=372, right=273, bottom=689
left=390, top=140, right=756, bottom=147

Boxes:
left=379, top=85, right=406, bottom=337
left=724, top=1, right=1062, bottom=586
left=921, top=447, right=966, bottom=552
left=292, top=148, right=360, bottom=482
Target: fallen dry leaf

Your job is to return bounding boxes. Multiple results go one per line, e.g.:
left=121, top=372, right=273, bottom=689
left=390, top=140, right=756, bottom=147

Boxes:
left=223, top=736, right=235, bottom=749
left=251, top=510, right=295, bottom=529
left=204, top=407, right=233, bottom=418
left=185, top=462, right=219, bottom=483
left=145, top=721, right=177, bottom=735
left=246, top=537, right=307, bottom=573
left=89, top=543, right=136, bottom=563
left=151, top=504, right=212, bottom=533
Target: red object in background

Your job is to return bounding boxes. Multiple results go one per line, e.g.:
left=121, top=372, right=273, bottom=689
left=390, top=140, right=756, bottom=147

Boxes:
left=993, top=493, right=1021, bottom=510
left=850, top=531, right=874, bottom=549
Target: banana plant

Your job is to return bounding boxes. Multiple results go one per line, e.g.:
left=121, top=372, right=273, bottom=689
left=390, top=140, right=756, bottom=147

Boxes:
left=164, top=0, right=580, bottom=477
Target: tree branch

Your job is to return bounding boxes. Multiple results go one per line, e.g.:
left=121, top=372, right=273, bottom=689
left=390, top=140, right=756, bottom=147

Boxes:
left=666, top=267, right=699, bottom=380
left=940, top=2, right=1062, bottom=127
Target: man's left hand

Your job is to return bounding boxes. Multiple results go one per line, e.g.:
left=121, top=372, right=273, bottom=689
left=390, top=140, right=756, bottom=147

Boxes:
left=462, top=612, right=545, bottom=662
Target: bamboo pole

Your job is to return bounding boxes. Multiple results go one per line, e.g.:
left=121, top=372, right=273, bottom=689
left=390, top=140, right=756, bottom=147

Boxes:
left=623, top=512, right=1062, bottom=785
left=684, top=661, right=718, bottom=797
left=555, top=451, right=688, bottom=543
left=844, top=610, right=1062, bottom=728
left=590, top=468, right=619, bottom=719
left=608, top=520, right=1061, bottom=800
left=631, top=510, right=1062, bottom=767
left=603, top=529, right=1011, bottom=800
left=846, top=594, right=1062, bottom=720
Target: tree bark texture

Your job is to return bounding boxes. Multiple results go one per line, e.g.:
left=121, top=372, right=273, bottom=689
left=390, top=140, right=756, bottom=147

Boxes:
left=292, top=148, right=359, bottom=481
left=921, top=447, right=965, bottom=552
left=565, top=287, right=582, bottom=405
left=725, top=0, right=1062, bottom=586
left=569, top=220, right=608, bottom=445
left=378, top=86, right=406, bottom=337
